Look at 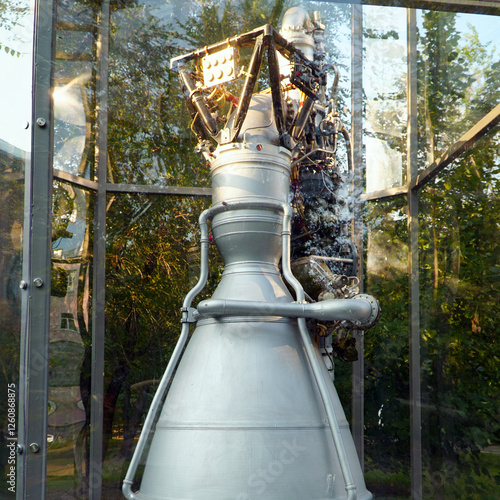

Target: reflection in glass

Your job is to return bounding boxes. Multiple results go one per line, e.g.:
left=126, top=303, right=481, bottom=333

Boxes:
left=364, top=6, right=407, bottom=193
left=100, top=194, right=216, bottom=494
left=47, top=182, right=93, bottom=499
left=417, top=10, right=500, bottom=168
left=53, top=76, right=92, bottom=176
left=53, top=0, right=96, bottom=179
left=0, top=143, right=26, bottom=498
left=0, top=0, right=32, bottom=495
left=34, top=2, right=500, bottom=499
left=420, top=133, right=500, bottom=499
left=365, top=197, right=410, bottom=498
left=107, top=0, right=352, bottom=187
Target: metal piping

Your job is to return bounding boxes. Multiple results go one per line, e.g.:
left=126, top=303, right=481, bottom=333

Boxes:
left=124, top=199, right=369, bottom=500
left=123, top=198, right=283, bottom=499
left=123, top=207, right=213, bottom=500
left=179, top=69, right=218, bottom=136
left=128, top=8, right=374, bottom=498
left=280, top=203, right=358, bottom=500
left=341, top=126, right=353, bottom=174
left=291, top=96, right=315, bottom=140
left=195, top=296, right=378, bottom=325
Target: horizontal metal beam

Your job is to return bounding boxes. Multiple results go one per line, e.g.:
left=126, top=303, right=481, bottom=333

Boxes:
left=53, top=168, right=99, bottom=190
left=410, top=102, right=500, bottom=191
left=328, top=0, right=500, bottom=15
left=52, top=169, right=213, bottom=197
left=105, top=183, right=212, bottom=197
left=360, top=184, right=407, bottom=202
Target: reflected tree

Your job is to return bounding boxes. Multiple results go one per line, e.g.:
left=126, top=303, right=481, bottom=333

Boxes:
left=0, top=0, right=28, bottom=56
left=100, top=0, right=292, bottom=492
left=365, top=9, right=500, bottom=498
left=418, top=12, right=500, bottom=496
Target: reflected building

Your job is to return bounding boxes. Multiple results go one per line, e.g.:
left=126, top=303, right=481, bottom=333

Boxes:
left=48, top=183, right=90, bottom=444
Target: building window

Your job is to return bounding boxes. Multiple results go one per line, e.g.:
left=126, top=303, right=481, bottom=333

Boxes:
left=59, top=313, right=78, bottom=332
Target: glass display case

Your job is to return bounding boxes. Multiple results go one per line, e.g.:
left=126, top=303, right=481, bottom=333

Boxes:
left=1, top=1, right=498, bottom=498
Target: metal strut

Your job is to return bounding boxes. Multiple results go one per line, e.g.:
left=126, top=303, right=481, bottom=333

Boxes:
left=280, top=202, right=358, bottom=500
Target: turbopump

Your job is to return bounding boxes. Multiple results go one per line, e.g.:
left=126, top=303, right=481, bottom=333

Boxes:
left=123, top=7, right=379, bottom=500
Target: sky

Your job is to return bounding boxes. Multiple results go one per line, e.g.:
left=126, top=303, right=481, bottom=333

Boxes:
left=0, top=1, right=33, bottom=152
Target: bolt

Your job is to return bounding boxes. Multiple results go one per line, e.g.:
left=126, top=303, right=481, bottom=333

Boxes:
left=16, top=444, right=24, bottom=455
left=29, top=443, right=39, bottom=453
left=36, top=117, right=46, bottom=127
left=33, top=277, right=43, bottom=288
left=19, top=280, right=28, bottom=290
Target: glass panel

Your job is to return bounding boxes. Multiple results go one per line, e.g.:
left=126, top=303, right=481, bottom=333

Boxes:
left=365, top=196, right=411, bottom=498
left=420, top=132, right=500, bottom=498
left=417, top=9, right=500, bottom=168
left=107, top=0, right=352, bottom=186
left=107, top=1, right=209, bottom=186
left=364, top=6, right=407, bottom=193
left=101, top=194, right=215, bottom=494
left=53, top=0, right=96, bottom=179
left=0, top=0, right=32, bottom=496
left=47, top=182, right=93, bottom=498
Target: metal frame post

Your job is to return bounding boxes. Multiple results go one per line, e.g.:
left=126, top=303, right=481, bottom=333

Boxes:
left=17, top=0, right=56, bottom=497
left=351, top=3, right=365, bottom=469
left=89, top=1, right=110, bottom=498
left=407, top=8, right=422, bottom=499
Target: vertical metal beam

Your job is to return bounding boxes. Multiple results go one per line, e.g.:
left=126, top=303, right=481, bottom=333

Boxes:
left=17, top=0, right=56, bottom=498
left=350, top=3, right=365, bottom=469
left=407, top=8, right=422, bottom=499
left=90, top=1, right=110, bottom=498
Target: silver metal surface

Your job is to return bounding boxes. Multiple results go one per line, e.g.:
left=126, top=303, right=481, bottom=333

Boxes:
left=124, top=7, right=375, bottom=500
left=195, top=297, right=378, bottom=325
left=32, top=277, right=43, bottom=288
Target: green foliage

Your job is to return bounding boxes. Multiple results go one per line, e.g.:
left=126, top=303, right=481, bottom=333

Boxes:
left=0, top=0, right=28, bottom=58
left=0, top=43, right=21, bottom=57
left=0, top=0, right=29, bottom=31
left=418, top=12, right=499, bottom=487
left=419, top=133, right=500, bottom=493
left=365, top=9, right=500, bottom=497
left=364, top=197, right=410, bottom=475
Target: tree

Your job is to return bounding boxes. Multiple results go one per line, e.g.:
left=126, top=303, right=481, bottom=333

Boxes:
left=363, top=10, right=500, bottom=499
left=0, top=0, right=28, bottom=56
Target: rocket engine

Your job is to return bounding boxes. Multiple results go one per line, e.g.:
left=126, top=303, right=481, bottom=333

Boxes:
left=123, top=7, right=379, bottom=500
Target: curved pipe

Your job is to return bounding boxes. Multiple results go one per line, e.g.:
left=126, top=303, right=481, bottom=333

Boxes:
left=123, top=199, right=362, bottom=500
left=280, top=203, right=358, bottom=500
left=123, top=199, right=285, bottom=499
left=123, top=207, right=213, bottom=500
left=341, top=126, right=353, bottom=175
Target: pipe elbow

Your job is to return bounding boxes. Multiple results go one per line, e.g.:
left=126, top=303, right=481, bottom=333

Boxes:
left=122, top=479, right=137, bottom=500
left=350, top=294, right=381, bottom=329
